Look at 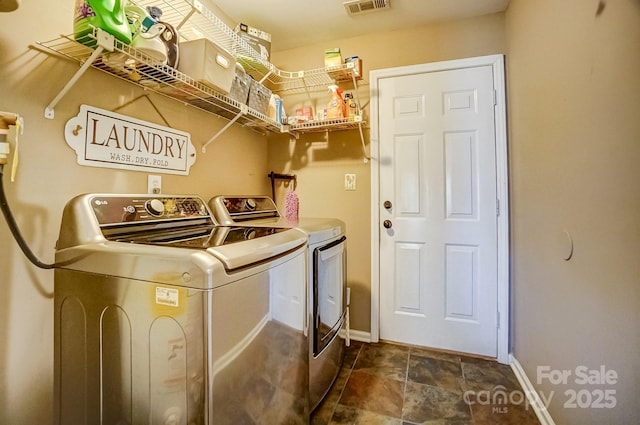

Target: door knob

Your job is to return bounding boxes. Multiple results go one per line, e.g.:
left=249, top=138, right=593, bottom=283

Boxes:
left=383, top=200, right=392, bottom=209
left=383, top=220, right=392, bottom=229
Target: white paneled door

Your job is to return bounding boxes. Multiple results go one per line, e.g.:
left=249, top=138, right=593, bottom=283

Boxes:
left=377, top=63, right=499, bottom=357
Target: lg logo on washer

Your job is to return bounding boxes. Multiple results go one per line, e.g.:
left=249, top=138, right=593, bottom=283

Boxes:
left=64, top=104, right=196, bottom=175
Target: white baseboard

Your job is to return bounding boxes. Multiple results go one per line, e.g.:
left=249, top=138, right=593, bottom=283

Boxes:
left=339, top=329, right=371, bottom=344
left=510, top=354, right=556, bottom=425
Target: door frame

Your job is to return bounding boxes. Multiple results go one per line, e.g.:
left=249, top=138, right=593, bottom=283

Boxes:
left=369, top=54, right=510, bottom=364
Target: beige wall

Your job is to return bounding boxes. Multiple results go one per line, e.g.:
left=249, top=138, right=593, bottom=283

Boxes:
left=0, top=2, right=269, bottom=424
left=505, top=0, right=640, bottom=423
left=5, top=0, right=637, bottom=423
left=269, top=13, right=506, bottom=333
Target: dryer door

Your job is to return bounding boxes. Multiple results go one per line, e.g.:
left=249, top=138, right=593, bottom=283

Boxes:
left=313, top=236, right=347, bottom=356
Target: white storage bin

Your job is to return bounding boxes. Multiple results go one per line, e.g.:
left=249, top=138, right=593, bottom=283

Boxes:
left=178, top=38, right=236, bottom=94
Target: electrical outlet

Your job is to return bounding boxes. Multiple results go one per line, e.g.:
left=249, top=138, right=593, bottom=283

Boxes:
left=148, top=175, right=162, bottom=194
left=344, top=173, right=356, bottom=191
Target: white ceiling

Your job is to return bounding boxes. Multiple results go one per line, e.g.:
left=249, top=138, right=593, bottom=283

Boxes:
left=210, top=0, right=510, bottom=52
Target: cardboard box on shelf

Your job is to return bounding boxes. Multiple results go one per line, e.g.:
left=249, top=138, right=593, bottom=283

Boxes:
left=235, top=23, right=272, bottom=61
left=295, top=106, right=314, bottom=122
left=345, top=56, right=362, bottom=78
left=324, top=48, right=343, bottom=69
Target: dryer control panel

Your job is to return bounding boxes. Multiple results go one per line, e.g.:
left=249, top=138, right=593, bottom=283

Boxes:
left=209, top=195, right=280, bottom=225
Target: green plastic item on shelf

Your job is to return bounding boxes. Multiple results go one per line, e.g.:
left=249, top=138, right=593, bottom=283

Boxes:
left=73, top=0, right=132, bottom=47
left=236, top=55, right=270, bottom=75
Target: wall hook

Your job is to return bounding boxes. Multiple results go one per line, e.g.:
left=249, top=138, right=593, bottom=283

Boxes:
left=268, top=171, right=297, bottom=200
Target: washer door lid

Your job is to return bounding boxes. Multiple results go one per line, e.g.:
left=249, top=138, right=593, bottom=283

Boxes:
left=207, top=228, right=306, bottom=271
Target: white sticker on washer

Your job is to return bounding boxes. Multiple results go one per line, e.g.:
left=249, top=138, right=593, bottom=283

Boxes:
left=156, top=287, right=179, bottom=307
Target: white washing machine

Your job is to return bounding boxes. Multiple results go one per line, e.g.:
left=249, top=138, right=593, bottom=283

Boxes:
left=54, top=194, right=309, bottom=424
left=209, top=195, right=347, bottom=411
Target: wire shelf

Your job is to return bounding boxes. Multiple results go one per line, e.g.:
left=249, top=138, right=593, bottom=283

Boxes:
left=289, top=117, right=365, bottom=133
left=36, top=0, right=366, bottom=146
left=37, top=30, right=281, bottom=134
left=130, top=0, right=362, bottom=92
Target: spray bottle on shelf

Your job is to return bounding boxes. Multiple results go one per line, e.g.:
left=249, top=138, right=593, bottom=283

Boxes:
left=326, top=84, right=346, bottom=120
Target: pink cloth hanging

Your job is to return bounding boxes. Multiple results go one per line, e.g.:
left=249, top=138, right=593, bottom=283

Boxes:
left=284, top=187, right=299, bottom=221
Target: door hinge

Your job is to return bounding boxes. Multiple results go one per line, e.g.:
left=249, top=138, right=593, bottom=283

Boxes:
left=493, top=89, right=498, bottom=106
left=496, top=199, right=500, bottom=216
left=497, top=311, right=501, bottom=329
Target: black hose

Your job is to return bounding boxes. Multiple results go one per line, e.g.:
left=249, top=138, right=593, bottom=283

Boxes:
left=0, top=167, right=57, bottom=269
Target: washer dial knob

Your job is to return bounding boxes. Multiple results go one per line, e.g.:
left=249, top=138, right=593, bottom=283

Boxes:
left=244, top=198, right=257, bottom=211
left=145, top=199, right=165, bottom=216
left=123, top=205, right=137, bottom=221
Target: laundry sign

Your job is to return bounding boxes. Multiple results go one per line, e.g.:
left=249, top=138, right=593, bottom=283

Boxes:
left=65, top=104, right=196, bottom=175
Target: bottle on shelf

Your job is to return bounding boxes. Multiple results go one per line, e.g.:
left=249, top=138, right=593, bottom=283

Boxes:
left=326, top=84, right=346, bottom=120
left=344, top=92, right=358, bottom=118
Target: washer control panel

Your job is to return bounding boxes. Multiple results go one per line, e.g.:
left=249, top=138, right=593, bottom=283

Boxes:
left=90, top=195, right=211, bottom=225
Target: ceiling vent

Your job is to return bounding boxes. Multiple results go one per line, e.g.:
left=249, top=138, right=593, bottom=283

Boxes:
left=343, top=0, right=390, bottom=16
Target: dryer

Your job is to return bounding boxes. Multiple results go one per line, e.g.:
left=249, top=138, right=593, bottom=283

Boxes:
left=209, top=195, right=347, bottom=411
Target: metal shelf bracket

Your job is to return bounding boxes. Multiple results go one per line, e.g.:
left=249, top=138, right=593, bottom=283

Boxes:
left=201, top=104, right=249, bottom=153
left=44, top=29, right=115, bottom=119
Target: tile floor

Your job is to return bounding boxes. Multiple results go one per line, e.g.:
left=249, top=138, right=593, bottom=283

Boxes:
left=311, top=341, right=542, bottom=425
